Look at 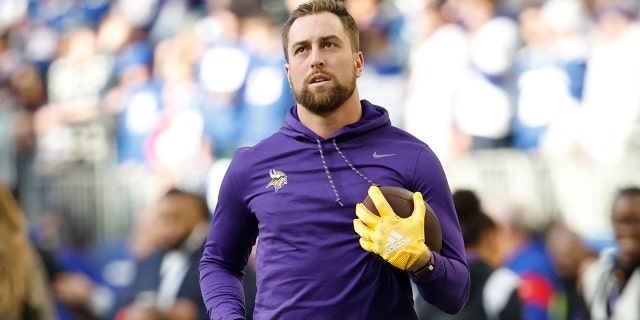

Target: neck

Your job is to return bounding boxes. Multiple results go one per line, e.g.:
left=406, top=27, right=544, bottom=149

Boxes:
left=297, top=93, right=362, bottom=139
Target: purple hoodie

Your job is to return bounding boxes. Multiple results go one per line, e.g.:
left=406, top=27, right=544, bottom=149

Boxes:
left=199, top=100, right=470, bottom=320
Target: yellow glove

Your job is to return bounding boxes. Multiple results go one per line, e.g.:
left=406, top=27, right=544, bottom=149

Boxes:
left=353, top=186, right=428, bottom=270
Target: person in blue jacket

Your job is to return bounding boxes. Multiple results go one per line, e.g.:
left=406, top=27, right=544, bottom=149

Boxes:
left=199, top=1, right=470, bottom=319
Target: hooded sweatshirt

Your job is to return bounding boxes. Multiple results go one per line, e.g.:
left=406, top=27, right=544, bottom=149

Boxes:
left=199, top=100, right=470, bottom=320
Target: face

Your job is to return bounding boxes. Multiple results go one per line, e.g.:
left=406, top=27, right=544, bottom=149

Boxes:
left=612, top=194, right=640, bottom=265
left=544, top=223, right=593, bottom=279
left=285, top=11, right=363, bottom=115
left=480, top=228, right=503, bottom=267
left=155, top=195, right=200, bottom=250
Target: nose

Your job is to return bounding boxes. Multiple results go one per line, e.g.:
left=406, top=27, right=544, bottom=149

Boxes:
left=310, top=48, right=324, bottom=68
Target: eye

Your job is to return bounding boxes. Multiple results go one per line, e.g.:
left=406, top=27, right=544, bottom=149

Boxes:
left=294, top=46, right=306, bottom=54
left=323, top=42, right=336, bottom=48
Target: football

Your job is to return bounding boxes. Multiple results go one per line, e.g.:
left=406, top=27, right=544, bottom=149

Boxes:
left=363, top=186, right=442, bottom=253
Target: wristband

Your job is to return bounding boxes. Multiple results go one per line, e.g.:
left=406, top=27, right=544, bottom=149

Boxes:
left=413, top=252, right=435, bottom=277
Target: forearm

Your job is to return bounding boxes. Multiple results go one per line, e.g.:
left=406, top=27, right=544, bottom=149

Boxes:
left=199, top=259, right=248, bottom=320
left=411, top=251, right=470, bottom=314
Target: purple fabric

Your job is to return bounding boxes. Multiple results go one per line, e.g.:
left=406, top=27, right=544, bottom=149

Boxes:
left=200, top=100, right=470, bottom=320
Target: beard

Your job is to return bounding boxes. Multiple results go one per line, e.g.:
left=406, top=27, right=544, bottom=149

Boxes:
left=292, top=71, right=357, bottom=116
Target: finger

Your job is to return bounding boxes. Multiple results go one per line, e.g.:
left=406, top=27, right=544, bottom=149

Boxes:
left=355, top=203, right=380, bottom=226
left=359, top=237, right=374, bottom=253
left=412, top=191, right=426, bottom=224
left=368, top=186, right=394, bottom=217
left=353, top=218, right=372, bottom=238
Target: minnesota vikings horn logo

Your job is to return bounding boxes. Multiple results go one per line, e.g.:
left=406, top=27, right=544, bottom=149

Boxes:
left=266, top=169, right=288, bottom=192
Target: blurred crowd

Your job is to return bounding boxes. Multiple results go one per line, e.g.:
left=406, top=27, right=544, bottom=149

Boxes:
left=1, top=0, right=640, bottom=319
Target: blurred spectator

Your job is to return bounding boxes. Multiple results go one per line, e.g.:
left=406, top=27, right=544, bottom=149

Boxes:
left=0, top=181, right=57, bottom=319
left=236, top=14, right=294, bottom=148
left=11, top=16, right=60, bottom=73
left=114, top=188, right=210, bottom=320
left=575, top=0, right=640, bottom=163
left=46, top=203, right=170, bottom=320
left=145, top=31, right=212, bottom=192
left=346, top=0, right=409, bottom=127
left=543, top=220, right=595, bottom=320
left=96, top=13, right=139, bottom=56
left=403, top=0, right=468, bottom=164
left=147, top=0, right=207, bottom=44
left=0, top=28, right=23, bottom=78
left=580, top=186, right=640, bottom=319
left=449, top=0, right=521, bottom=150
left=10, top=63, right=48, bottom=151
left=485, top=199, right=564, bottom=320
left=194, top=8, right=249, bottom=158
left=106, top=41, right=156, bottom=166
left=346, top=0, right=409, bottom=71
left=110, top=0, right=164, bottom=32
left=27, top=0, right=111, bottom=31
left=511, top=0, right=587, bottom=157
left=2, top=60, right=48, bottom=217
left=126, top=207, right=166, bottom=261
left=106, top=40, right=165, bottom=222
left=44, top=202, right=171, bottom=320
left=0, top=0, right=28, bottom=34
left=0, top=88, right=18, bottom=190
left=52, top=272, right=114, bottom=320
left=1, top=34, right=44, bottom=193
left=415, top=189, right=523, bottom=320
left=46, top=26, right=112, bottom=123
left=34, top=26, right=113, bottom=173
left=36, top=211, right=111, bottom=320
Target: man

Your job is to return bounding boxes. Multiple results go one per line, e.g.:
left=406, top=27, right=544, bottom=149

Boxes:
left=116, top=189, right=210, bottom=320
left=486, top=200, right=563, bottom=320
left=199, top=1, right=470, bottom=319
left=581, top=187, right=640, bottom=319
left=415, top=189, right=523, bottom=320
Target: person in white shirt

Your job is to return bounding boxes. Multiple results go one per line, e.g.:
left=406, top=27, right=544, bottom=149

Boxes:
left=581, top=186, right=640, bottom=320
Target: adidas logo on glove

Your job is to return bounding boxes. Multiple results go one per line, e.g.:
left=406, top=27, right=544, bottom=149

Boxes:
left=385, top=230, right=411, bottom=254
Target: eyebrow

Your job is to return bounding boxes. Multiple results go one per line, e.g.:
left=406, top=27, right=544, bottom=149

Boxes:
left=291, top=34, right=343, bottom=49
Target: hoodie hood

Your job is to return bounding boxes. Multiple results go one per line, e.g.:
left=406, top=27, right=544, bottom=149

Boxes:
left=279, top=100, right=392, bottom=141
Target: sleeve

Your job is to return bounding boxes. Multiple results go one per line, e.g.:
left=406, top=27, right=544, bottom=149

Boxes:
left=199, top=155, right=259, bottom=320
left=409, top=147, right=471, bottom=314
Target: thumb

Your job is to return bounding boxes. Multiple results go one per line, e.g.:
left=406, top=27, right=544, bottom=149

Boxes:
left=412, top=191, right=426, bottom=225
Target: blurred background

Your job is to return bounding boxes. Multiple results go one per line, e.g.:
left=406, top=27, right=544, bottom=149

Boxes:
left=1, top=0, right=639, bottom=318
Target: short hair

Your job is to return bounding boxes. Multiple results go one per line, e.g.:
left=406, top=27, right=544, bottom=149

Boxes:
left=281, top=0, right=360, bottom=62
left=614, top=186, right=640, bottom=199
left=453, top=189, right=496, bottom=247
left=163, top=188, right=211, bottom=220
left=612, top=186, right=640, bottom=208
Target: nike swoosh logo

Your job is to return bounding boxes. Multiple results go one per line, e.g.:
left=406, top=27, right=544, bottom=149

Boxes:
left=373, top=151, right=397, bottom=159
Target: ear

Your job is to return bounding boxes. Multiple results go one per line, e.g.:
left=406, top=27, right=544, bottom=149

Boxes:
left=354, top=52, right=364, bottom=78
left=285, top=64, right=292, bottom=88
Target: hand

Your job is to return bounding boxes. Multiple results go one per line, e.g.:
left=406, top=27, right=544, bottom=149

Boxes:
left=52, top=272, right=95, bottom=307
left=353, top=186, right=428, bottom=270
left=166, top=298, right=199, bottom=320
left=122, top=304, right=165, bottom=320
